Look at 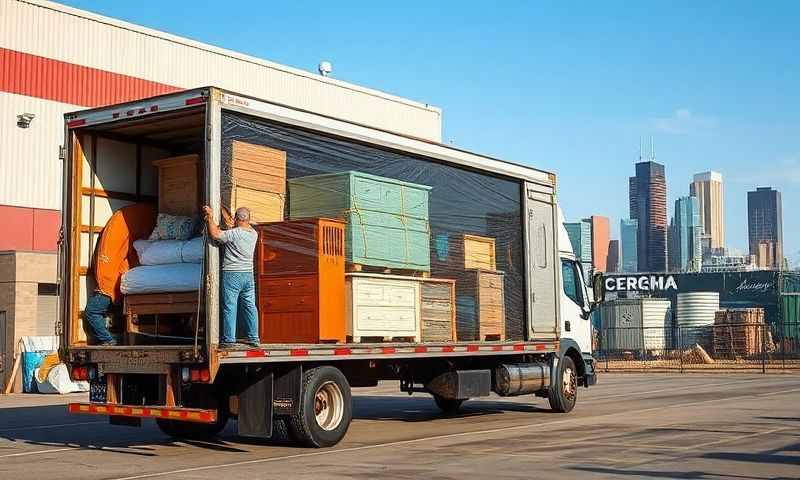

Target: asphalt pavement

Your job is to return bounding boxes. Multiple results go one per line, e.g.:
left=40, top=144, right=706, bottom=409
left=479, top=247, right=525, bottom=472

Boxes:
left=1, top=374, right=799, bottom=479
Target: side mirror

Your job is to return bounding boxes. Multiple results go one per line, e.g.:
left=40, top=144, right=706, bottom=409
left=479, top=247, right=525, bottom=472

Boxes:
left=592, top=273, right=605, bottom=305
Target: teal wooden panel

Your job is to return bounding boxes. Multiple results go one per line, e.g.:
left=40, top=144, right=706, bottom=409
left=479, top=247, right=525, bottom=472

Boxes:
left=289, top=171, right=431, bottom=271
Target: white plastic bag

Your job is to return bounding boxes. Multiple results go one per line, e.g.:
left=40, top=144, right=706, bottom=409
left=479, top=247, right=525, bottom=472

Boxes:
left=35, top=363, right=90, bottom=394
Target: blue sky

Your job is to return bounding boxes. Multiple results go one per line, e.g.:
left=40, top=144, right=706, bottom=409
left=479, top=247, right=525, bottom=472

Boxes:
left=64, top=0, right=799, bottom=265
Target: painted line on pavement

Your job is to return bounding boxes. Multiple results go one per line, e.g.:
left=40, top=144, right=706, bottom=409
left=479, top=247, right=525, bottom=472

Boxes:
left=106, top=385, right=800, bottom=480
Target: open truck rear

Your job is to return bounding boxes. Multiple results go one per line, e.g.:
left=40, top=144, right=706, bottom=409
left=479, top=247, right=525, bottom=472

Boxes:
left=59, top=87, right=596, bottom=447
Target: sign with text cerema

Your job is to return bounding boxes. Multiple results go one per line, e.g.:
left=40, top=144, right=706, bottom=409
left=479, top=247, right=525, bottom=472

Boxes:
left=603, top=270, right=787, bottom=326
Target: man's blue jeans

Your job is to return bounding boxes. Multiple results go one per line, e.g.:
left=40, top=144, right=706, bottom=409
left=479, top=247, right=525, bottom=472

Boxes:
left=83, top=292, right=115, bottom=344
left=221, top=271, right=259, bottom=344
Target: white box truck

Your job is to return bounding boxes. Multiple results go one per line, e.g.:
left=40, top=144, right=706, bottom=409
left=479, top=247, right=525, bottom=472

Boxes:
left=59, top=87, right=600, bottom=447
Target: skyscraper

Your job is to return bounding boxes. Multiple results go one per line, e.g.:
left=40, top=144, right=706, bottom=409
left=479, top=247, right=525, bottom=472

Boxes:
left=672, top=196, right=703, bottom=272
left=587, top=216, right=610, bottom=272
left=564, top=220, right=592, bottom=275
left=607, top=239, right=620, bottom=273
left=620, top=218, right=639, bottom=273
left=747, top=187, right=783, bottom=269
left=629, top=161, right=668, bottom=272
left=690, top=171, right=724, bottom=253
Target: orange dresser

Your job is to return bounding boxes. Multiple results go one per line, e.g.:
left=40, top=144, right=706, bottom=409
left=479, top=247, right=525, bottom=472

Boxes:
left=255, top=218, right=346, bottom=343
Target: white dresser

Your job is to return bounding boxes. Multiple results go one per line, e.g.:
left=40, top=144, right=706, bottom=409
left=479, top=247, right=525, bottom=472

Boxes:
left=346, top=273, right=421, bottom=342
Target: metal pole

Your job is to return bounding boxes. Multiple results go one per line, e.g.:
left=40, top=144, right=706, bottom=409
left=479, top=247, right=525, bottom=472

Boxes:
left=679, top=326, right=683, bottom=374
left=762, top=323, right=766, bottom=374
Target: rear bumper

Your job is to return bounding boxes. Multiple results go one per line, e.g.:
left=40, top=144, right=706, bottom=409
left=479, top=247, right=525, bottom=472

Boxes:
left=68, top=403, right=217, bottom=423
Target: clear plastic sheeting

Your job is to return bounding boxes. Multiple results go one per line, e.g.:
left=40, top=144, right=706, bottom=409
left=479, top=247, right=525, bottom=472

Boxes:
left=221, top=112, right=527, bottom=341
left=121, top=263, right=202, bottom=294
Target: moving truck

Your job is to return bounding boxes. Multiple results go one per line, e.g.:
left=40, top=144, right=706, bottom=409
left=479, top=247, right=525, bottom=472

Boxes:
left=59, top=87, right=600, bottom=447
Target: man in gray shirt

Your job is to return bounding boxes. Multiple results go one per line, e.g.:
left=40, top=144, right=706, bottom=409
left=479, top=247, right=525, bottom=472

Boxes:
left=203, top=205, right=259, bottom=348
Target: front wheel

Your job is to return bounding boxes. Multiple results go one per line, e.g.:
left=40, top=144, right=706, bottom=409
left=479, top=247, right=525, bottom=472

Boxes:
left=288, top=366, right=352, bottom=447
left=548, top=356, right=578, bottom=413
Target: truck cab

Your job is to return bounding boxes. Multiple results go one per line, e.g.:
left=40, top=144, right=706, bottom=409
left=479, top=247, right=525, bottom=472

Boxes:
left=555, top=208, right=597, bottom=389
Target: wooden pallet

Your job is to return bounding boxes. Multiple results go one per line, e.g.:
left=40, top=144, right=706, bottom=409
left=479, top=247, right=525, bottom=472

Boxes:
left=346, top=263, right=430, bottom=278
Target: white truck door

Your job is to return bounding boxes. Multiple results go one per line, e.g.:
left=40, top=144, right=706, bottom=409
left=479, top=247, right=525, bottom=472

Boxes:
left=559, top=258, right=593, bottom=354
left=524, top=182, right=559, bottom=340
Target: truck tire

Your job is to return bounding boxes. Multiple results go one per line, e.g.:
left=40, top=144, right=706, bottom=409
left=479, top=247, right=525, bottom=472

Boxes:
left=156, top=413, right=229, bottom=440
left=548, top=356, right=577, bottom=413
left=288, top=366, right=352, bottom=448
left=433, top=394, right=464, bottom=415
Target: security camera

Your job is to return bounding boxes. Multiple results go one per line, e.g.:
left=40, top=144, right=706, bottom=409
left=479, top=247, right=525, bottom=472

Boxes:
left=17, top=113, right=35, bottom=128
left=318, top=61, right=332, bottom=77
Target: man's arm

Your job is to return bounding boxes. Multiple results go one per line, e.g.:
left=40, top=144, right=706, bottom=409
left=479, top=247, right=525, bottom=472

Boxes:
left=202, top=205, right=226, bottom=242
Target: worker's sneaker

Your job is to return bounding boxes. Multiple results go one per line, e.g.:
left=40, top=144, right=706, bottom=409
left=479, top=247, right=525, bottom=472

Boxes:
left=244, top=340, right=260, bottom=348
left=218, top=342, right=237, bottom=349
left=98, top=340, right=117, bottom=346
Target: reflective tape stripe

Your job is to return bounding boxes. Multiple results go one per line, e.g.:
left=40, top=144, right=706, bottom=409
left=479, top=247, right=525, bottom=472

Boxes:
left=68, top=403, right=216, bottom=423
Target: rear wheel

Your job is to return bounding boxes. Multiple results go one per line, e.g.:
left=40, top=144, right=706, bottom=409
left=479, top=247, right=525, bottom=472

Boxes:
left=433, top=394, right=465, bottom=415
left=548, top=356, right=578, bottom=413
left=288, top=366, right=352, bottom=447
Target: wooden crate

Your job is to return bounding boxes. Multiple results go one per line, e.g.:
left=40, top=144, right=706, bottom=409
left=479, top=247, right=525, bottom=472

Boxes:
left=346, top=273, right=421, bottom=342
left=152, top=155, right=199, bottom=216
left=455, top=269, right=505, bottom=341
left=288, top=171, right=431, bottom=272
left=255, top=218, right=345, bottom=343
left=420, top=279, right=456, bottom=342
left=713, top=308, right=765, bottom=357
left=223, top=141, right=286, bottom=223
left=432, top=233, right=497, bottom=272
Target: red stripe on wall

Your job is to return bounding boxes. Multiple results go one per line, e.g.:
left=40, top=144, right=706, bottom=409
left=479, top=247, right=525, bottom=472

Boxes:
left=0, top=205, right=60, bottom=252
left=0, top=48, right=181, bottom=107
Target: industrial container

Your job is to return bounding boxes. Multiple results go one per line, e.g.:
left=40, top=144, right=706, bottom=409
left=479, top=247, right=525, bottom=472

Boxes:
left=782, top=294, right=800, bottom=344
left=599, top=298, right=671, bottom=353
left=676, top=292, right=719, bottom=348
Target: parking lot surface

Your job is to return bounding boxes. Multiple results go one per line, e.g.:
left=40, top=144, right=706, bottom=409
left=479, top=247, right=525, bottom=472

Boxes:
left=1, top=374, right=798, bottom=479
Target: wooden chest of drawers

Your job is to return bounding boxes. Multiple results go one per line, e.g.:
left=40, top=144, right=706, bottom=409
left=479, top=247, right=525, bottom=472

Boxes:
left=255, top=218, right=345, bottom=344
left=288, top=171, right=432, bottom=272
left=455, top=269, right=505, bottom=341
left=346, top=273, right=421, bottom=342
left=420, top=279, right=456, bottom=342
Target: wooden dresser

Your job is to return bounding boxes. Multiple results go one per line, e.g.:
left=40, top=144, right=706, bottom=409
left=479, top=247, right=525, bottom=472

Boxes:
left=455, top=269, right=506, bottom=341
left=346, top=273, right=421, bottom=342
left=255, top=218, right=345, bottom=343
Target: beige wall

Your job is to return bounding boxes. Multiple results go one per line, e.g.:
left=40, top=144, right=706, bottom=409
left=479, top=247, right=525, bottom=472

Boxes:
left=0, top=251, right=58, bottom=392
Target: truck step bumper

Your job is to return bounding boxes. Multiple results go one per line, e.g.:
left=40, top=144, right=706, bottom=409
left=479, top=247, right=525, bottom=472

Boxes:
left=68, top=403, right=218, bottom=423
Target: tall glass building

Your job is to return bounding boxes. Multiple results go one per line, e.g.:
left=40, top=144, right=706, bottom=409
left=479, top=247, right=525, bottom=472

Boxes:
left=620, top=218, right=639, bottom=272
left=672, top=196, right=702, bottom=272
left=564, top=220, right=592, bottom=277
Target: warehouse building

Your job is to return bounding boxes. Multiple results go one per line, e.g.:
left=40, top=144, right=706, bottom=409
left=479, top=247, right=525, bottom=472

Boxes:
left=0, top=0, right=443, bottom=389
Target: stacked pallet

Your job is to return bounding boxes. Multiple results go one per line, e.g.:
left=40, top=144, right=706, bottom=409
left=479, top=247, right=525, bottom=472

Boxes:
left=713, top=308, right=765, bottom=358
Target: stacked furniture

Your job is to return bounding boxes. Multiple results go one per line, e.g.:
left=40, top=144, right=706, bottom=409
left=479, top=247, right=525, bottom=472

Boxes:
left=223, top=141, right=286, bottom=222
left=288, top=171, right=432, bottom=273
left=432, top=233, right=496, bottom=271
left=255, top=218, right=346, bottom=344
left=455, top=269, right=506, bottom=341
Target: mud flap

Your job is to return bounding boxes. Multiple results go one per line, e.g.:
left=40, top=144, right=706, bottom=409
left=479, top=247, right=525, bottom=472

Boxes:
left=238, top=368, right=273, bottom=438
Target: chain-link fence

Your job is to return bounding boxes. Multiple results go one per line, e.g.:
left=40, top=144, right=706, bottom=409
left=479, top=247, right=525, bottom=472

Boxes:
left=595, top=322, right=800, bottom=372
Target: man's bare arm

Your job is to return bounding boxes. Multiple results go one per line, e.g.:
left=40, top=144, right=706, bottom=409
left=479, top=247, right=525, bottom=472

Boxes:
left=202, top=205, right=224, bottom=241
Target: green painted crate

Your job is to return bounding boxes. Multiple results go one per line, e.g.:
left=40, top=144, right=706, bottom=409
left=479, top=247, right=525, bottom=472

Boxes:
left=288, top=171, right=431, bottom=271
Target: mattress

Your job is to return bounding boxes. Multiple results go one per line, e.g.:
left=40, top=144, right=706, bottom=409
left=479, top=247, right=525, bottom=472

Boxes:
left=121, top=263, right=202, bottom=294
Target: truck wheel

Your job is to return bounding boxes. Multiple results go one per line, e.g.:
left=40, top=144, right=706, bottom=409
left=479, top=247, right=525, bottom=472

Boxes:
left=156, top=413, right=229, bottom=440
left=433, top=394, right=464, bottom=415
left=288, top=366, right=352, bottom=448
left=548, top=356, right=577, bottom=413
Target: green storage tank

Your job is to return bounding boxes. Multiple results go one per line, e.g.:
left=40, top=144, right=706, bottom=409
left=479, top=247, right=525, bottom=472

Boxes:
left=782, top=294, right=800, bottom=341
left=288, top=171, right=432, bottom=271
